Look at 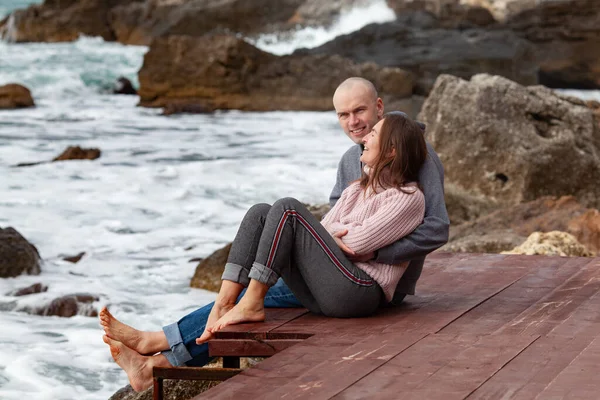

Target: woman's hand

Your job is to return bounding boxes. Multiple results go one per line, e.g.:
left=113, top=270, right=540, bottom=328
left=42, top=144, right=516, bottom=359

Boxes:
left=333, top=229, right=375, bottom=262
left=333, top=229, right=356, bottom=256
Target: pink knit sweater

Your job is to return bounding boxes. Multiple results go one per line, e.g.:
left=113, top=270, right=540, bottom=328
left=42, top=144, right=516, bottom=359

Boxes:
left=320, top=181, right=425, bottom=301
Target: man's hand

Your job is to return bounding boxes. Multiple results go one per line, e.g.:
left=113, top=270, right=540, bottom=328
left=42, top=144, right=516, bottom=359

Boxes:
left=332, top=229, right=355, bottom=256
left=348, top=251, right=375, bottom=262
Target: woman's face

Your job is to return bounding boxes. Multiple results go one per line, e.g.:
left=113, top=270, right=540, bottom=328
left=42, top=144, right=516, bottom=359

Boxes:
left=360, top=118, right=384, bottom=167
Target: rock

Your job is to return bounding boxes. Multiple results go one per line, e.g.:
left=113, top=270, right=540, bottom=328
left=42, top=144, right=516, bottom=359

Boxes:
left=444, top=196, right=600, bottom=256
left=113, top=77, right=137, bottom=95
left=0, top=227, right=41, bottom=278
left=0, top=0, right=142, bottom=43
left=20, top=293, right=99, bottom=317
left=190, top=203, right=330, bottom=291
left=190, top=243, right=232, bottom=292
left=52, top=146, right=101, bottom=161
left=63, top=252, right=86, bottom=263
left=444, top=182, right=500, bottom=225
left=138, top=34, right=414, bottom=112
left=301, top=16, right=537, bottom=94
left=386, top=0, right=497, bottom=27
left=7, top=282, right=48, bottom=296
left=109, top=376, right=219, bottom=400
left=419, top=74, right=600, bottom=208
left=0, top=83, right=35, bottom=109
left=162, top=103, right=212, bottom=116
left=506, top=0, right=600, bottom=90
left=502, top=231, right=594, bottom=257
left=293, top=0, right=376, bottom=26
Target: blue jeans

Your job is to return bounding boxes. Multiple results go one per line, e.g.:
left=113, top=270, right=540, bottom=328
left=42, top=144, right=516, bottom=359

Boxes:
left=161, top=278, right=302, bottom=366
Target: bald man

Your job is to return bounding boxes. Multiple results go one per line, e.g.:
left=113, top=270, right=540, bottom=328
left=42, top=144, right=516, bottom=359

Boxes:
left=330, top=77, right=449, bottom=303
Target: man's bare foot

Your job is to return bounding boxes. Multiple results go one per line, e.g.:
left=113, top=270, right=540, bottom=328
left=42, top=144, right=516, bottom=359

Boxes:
left=195, top=300, right=235, bottom=344
left=103, top=335, right=153, bottom=392
left=209, top=298, right=265, bottom=332
left=99, top=307, right=167, bottom=354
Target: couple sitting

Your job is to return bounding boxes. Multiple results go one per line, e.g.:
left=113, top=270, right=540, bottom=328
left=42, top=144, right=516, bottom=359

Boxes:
left=99, top=77, right=450, bottom=392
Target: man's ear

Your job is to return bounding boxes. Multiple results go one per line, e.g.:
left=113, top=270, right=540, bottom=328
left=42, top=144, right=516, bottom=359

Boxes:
left=377, top=98, right=384, bottom=119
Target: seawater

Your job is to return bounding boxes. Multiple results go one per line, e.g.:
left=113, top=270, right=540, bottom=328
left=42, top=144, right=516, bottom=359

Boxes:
left=1, top=1, right=599, bottom=399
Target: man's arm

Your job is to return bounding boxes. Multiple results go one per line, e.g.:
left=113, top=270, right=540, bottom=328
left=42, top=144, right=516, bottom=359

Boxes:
left=375, top=142, right=450, bottom=264
left=329, top=145, right=362, bottom=208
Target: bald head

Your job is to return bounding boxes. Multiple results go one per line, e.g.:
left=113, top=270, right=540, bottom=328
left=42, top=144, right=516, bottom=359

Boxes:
left=333, top=77, right=384, bottom=144
left=333, top=77, right=378, bottom=105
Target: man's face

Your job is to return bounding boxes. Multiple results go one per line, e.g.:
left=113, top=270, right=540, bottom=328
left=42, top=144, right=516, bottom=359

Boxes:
left=333, top=88, right=383, bottom=144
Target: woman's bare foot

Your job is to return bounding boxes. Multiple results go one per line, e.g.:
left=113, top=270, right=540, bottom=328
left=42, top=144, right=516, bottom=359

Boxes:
left=99, top=307, right=167, bottom=354
left=103, top=335, right=154, bottom=392
left=209, top=297, right=265, bottom=332
left=195, top=300, right=235, bottom=344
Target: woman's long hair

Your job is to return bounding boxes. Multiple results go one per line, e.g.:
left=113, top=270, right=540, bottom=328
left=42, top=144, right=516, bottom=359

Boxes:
left=359, top=112, right=428, bottom=195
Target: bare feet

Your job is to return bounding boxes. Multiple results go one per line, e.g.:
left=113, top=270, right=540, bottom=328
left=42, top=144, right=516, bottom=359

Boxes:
left=103, top=335, right=154, bottom=392
left=195, top=300, right=235, bottom=345
left=99, top=306, right=167, bottom=354
left=209, top=297, right=265, bottom=333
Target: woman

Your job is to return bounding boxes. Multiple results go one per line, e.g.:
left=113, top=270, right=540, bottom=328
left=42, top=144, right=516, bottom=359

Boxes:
left=100, top=112, right=427, bottom=391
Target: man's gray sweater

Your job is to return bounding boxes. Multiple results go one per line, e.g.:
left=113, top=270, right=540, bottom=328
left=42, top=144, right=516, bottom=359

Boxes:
left=329, top=142, right=450, bottom=303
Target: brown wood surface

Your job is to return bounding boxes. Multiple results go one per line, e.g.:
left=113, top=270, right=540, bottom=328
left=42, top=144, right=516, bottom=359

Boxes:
left=188, top=253, right=600, bottom=400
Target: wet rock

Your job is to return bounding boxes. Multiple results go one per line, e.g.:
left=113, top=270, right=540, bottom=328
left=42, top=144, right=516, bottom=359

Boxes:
left=113, top=77, right=137, bottom=95
left=109, top=379, right=219, bottom=400
left=302, top=15, right=536, bottom=94
left=444, top=196, right=600, bottom=256
left=7, top=282, right=48, bottom=296
left=419, top=74, right=600, bottom=208
left=20, top=293, right=99, bottom=317
left=190, top=243, right=232, bottom=292
left=0, top=83, right=35, bottom=109
left=502, top=231, right=594, bottom=257
left=1, top=0, right=142, bottom=43
left=138, top=34, right=413, bottom=112
left=162, top=103, right=212, bottom=116
left=190, top=203, right=330, bottom=291
left=63, top=252, right=86, bottom=263
left=386, top=0, right=497, bottom=28
left=52, top=146, right=101, bottom=162
left=0, top=227, right=41, bottom=278
left=506, top=0, right=600, bottom=90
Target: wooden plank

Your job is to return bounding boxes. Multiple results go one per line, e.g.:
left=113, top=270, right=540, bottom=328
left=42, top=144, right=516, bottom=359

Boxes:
left=258, top=332, right=430, bottom=400
left=213, top=307, right=308, bottom=339
left=532, top=334, right=600, bottom=400
left=468, top=290, right=600, bottom=400
left=334, top=334, right=539, bottom=400
left=209, top=338, right=305, bottom=357
left=440, top=256, right=590, bottom=336
left=496, top=258, right=600, bottom=336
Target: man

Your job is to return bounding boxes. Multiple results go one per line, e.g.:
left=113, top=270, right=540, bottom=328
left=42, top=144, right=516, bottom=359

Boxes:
left=99, top=77, right=449, bottom=390
left=330, top=77, right=449, bottom=304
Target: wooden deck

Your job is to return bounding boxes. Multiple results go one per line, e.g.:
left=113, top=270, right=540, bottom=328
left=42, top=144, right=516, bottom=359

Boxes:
left=193, top=252, right=600, bottom=399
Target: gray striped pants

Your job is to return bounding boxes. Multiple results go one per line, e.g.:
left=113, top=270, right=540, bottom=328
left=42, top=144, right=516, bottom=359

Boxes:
left=221, top=197, right=383, bottom=318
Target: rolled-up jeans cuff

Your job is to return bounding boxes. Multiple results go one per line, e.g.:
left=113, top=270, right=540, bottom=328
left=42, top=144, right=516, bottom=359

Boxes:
left=161, top=322, right=193, bottom=366
left=221, top=262, right=250, bottom=287
left=248, top=262, right=279, bottom=287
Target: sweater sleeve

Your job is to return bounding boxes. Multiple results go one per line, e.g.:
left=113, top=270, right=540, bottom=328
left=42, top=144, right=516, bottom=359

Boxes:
left=341, top=189, right=425, bottom=255
left=321, top=183, right=360, bottom=234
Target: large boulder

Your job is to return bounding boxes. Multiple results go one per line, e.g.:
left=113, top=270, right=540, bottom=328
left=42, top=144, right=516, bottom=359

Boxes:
left=0, top=0, right=142, bottom=43
left=443, top=196, right=600, bottom=255
left=419, top=74, right=600, bottom=208
left=506, top=0, right=600, bottom=90
left=301, top=15, right=537, bottom=94
left=0, top=227, right=41, bottom=278
left=0, top=84, right=35, bottom=109
left=138, top=35, right=414, bottom=112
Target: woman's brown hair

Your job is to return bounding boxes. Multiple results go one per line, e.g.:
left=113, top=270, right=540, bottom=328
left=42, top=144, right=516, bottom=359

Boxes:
left=359, top=112, right=428, bottom=194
